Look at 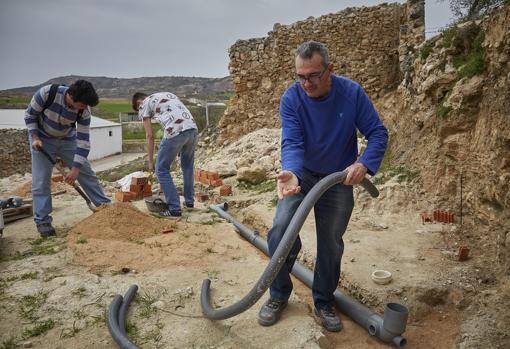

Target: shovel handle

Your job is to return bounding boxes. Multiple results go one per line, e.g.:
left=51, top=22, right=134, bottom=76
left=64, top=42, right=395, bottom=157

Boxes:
left=37, top=146, right=97, bottom=212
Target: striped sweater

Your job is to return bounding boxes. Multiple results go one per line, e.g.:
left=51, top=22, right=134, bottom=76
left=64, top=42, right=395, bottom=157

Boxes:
left=24, top=85, right=91, bottom=168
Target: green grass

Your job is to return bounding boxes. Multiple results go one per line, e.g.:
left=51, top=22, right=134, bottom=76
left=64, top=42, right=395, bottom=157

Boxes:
left=122, top=123, right=160, bottom=140
left=374, top=164, right=419, bottom=185
left=136, top=290, right=159, bottom=319
left=92, top=99, right=132, bottom=120
left=23, top=319, right=55, bottom=338
left=428, top=23, right=486, bottom=119
left=237, top=180, right=276, bottom=194
left=420, top=38, right=437, bottom=60
left=19, top=292, right=48, bottom=321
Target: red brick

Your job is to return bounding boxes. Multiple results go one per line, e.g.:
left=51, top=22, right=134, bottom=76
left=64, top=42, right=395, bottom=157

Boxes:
left=51, top=175, right=64, bottom=183
left=211, top=179, right=223, bottom=187
left=131, top=176, right=148, bottom=186
left=219, top=185, right=232, bottom=196
left=130, top=184, right=144, bottom=193
left=209, top=172, right=219, bottom=180
left=195, top=192, right=209, bottom=202
left=115, top=191, right=134, bottom=202
left=458, top=246, right=470, bottom=261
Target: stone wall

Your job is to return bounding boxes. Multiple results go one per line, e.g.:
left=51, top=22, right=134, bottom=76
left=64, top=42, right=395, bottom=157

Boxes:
left=0, top=129, right=31, bottom=177
left=219, top=1, right=424, bottom=142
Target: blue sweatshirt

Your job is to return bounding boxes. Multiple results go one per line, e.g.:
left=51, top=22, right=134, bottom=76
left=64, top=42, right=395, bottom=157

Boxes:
left=280, top=75, right=388, bottom=179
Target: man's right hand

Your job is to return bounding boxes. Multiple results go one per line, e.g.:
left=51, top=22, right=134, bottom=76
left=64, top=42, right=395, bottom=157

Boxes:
left=277, top=170, right=301, bottom=200
left=148, top=161, right=155, bottom=172
left=31, top=137, right=42, bottom=150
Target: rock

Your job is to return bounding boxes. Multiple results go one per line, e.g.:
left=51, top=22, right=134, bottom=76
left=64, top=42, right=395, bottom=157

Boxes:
left=237, top=165, right=267, bottom=184
left=151, top=300, right=166, bottom=310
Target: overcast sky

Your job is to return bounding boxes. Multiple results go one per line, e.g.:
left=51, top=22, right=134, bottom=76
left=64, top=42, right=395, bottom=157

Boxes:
left=0, top=0, right=453, bottom=90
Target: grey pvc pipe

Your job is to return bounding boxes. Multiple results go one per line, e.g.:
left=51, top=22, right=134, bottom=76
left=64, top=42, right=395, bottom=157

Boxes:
left=208, top=194, right=408, bottom=347
left=107, top=285, right=141, bottom=349
left=118, top=285, right=138, bottom=336
left=201, top=172, right=380, bottom=321
left=201, top=171, right=347, bottom=319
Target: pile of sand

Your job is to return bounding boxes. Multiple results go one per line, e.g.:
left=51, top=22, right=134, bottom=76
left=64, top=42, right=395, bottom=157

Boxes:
left=68, top=202, right=176, bottom=241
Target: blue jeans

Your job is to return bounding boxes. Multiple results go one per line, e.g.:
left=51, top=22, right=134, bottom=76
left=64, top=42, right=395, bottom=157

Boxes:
left=30, top=136, right=111, bottom=225
left=156, top=129, right=198, bottom=212
left=268, top=168, right=354, bottom=309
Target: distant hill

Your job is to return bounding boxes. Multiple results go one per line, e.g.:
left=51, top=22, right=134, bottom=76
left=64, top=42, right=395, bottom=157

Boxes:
left=2, top=75, right=232, bottom=100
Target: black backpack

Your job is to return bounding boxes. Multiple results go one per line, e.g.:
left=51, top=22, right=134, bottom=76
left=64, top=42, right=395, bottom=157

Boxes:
left=41, top=84, right=84, bottom=118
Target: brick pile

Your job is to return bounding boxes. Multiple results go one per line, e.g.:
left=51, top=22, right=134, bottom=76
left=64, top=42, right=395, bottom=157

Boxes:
left=194, top=168, right=233, bottom=202
left=115, top=176, right=152, bottom=202
left=420, top=209, right=455, bottom=224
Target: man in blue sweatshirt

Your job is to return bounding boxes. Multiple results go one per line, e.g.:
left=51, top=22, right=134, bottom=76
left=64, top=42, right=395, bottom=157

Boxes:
left=257, top=41, right=388, bottom=332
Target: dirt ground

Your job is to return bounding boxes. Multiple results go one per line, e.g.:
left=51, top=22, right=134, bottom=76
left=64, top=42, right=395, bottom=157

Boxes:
left=0, top=170, right=506, bottom=349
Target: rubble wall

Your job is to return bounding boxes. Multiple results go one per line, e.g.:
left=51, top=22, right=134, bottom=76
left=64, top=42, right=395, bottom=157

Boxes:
left=0, top=129, right=31, bottom=177
left=219, top=1, right=425, bottom=142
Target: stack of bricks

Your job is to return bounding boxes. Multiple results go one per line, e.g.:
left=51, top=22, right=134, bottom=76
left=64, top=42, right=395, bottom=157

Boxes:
left=195, top=169, right=223, bottom=187
left=420, top=209, right=455, bottom=224
left=115, top=176, right=152, bottom=202
left=194, top=168, right=233, bottom=201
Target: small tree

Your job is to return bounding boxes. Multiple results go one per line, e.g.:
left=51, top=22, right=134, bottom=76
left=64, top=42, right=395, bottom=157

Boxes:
left=442, top=0, right=506, bottom=19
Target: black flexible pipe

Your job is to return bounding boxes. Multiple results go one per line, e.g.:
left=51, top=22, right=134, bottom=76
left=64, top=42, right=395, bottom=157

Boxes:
left=201, top=172, right=378, bottom=320
left=208, top=202, right=408, bottom=347
left=107, top=285, right=141, bottom=349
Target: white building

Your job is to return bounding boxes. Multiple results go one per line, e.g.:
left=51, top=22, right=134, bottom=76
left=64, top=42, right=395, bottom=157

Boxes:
left=0, top=109, right=122, bottom=161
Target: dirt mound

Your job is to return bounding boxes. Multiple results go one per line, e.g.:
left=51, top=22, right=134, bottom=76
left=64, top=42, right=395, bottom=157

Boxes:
left=5, top=180, right=68, bottom=198
left=68, top=202, right=176, bottom=241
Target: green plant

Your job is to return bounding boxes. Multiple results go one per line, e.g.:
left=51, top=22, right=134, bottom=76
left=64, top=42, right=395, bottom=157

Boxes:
left=420, top=39, right=436, bottom=60
left=237, top=180, right=276, bottom=194
left=20, top=272, right=39, bottom=280
left=437, top=97, right=453, bottom=118
left=22, top=319, right=55, bottom=338
left=136, top=290, right=159, bottom=318
left=19, top=292, right=48, bottom=321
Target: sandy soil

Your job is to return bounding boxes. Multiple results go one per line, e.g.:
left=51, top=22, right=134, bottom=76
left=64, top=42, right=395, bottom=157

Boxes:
left=0, top=171, right=506, bottom=349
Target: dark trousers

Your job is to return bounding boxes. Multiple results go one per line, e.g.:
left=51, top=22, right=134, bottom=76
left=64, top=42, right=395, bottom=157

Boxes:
left=268, top=168, right=354, bottom=309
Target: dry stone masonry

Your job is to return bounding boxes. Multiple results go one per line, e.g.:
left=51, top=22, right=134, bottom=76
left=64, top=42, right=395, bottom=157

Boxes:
left=0, top=129, right=31, bottom=177
left=219, top=1, right=425, bottom=143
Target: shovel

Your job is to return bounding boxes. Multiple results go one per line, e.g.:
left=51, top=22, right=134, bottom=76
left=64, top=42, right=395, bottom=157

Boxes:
left=37, top=146, right=97, bottom=212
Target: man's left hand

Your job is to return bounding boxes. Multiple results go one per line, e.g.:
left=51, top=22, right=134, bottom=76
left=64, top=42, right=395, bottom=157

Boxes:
left=344, top=162, right=368, bottom=185
left=65, top=167, right=80, bottom=185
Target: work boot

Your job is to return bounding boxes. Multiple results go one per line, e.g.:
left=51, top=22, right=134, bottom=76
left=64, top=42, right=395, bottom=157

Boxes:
left=37, top=223, right=56, bottom=238
left=314, top=306, right=342, bottom=332
left=257, top=298, right=288, bottom=326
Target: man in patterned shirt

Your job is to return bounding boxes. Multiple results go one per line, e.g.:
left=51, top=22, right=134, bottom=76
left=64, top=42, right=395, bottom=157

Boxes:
left=132, top=92, right=198, bottom=219
left=25, top=80, right=111, bottom=237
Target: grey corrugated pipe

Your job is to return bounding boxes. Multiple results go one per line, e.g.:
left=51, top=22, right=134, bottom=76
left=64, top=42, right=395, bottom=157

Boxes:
left=108, top=285, right=141, bottom=349
left=201, top=173, right=378, bottom=317
left=206, top=183, right=408, bottom=347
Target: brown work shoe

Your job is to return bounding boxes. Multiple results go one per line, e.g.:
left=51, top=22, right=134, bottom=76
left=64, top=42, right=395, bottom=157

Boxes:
left=257, top=298, right=288, bottom=326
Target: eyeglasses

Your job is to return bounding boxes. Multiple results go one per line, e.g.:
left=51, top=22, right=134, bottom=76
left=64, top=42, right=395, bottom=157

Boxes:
left=295, top=68, right=327, bottom=84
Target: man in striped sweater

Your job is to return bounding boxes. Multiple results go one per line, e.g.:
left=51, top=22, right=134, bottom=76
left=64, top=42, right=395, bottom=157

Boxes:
left=25, top=80, right=111, bottom=237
